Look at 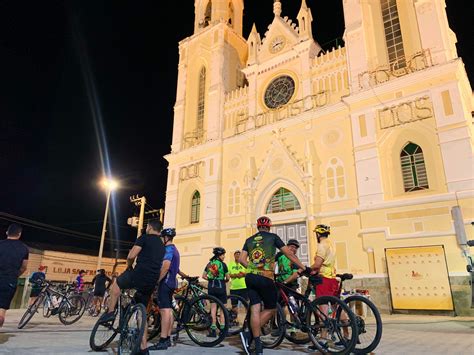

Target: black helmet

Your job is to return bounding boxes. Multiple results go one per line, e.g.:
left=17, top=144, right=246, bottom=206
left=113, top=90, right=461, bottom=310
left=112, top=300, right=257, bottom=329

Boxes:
left=161, top=228, right=176, bottom=238
left=287, top=239, right=300, bottom=248
left=213, top=247, right=226, bottom=256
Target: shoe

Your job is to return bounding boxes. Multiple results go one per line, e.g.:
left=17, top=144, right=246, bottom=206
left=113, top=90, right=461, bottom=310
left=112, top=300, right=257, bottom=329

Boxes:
left=138, top=348, right=150, bottom=355
left=308, top=340, right=328, bottom=351
left=148, top=342, right=168, bottom=351
left=255, top=339, right=263, bottom=355
left=239, top=331, right=250, bottom=355
left=51, top=308, right=59, bottom=316
left=208, top=328, right=217, bottom=338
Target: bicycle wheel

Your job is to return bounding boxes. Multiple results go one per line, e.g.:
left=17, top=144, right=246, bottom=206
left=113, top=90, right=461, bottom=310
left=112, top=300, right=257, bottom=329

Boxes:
left=147, top=306, right=161, bottom=341
left=308, top=296, right=358, bottom=354
left=183, top=294, right=229, bottom=347
left=118, top=303, right=146, bottom=355
left=89, top=311, right=119, bottom=351
left=225, top=294, right=249, bottom=336
left=344, top=295, right=382, bottom=354
left=18, top=294, right=43, bottom=329
left=58, top=294, right=86, bottom=325
left=260, top=303, right=286, bottom=349
left=43, top=297, right=52, bottom=318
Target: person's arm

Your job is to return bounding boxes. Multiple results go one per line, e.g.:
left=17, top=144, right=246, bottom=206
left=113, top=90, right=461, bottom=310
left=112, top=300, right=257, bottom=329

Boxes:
left=126, top=245, right=142, bottom=268
left=283, top=271, right=300, bottom=285
left=310, top=255, right=324, bottom=274
left=224, top=263, right=230, bottom=283
left=280, top=246, right=306, bottom=271
left=159, top=260, right=171, bottom=282
left=178, top=270, right=189, bottom=278
left=238, top=250, right=249, bottom=268
left=19, top=259, right=28, bottom=276
left=202, top=263, right=209, bottom=280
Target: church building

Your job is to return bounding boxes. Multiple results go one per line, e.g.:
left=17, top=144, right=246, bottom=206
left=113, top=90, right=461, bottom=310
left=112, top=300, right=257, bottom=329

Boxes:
left=163, top=0, right=474, bottom=315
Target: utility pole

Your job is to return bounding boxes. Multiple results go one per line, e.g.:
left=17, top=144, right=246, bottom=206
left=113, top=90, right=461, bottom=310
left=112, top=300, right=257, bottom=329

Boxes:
left=130, top=195, right=146, bottom=238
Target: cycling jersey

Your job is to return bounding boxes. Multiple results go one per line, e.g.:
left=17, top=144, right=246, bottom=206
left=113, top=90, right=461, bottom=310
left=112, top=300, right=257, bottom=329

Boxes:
left=204, top=259, right=228, bottom=281
left=242, top=231, right=285, bottom=278
left=275, top=252, right=298, bottom=287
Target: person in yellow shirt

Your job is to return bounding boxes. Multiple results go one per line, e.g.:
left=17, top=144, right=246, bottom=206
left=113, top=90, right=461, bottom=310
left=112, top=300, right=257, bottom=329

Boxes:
left=228, top=250, right=248, bottom=322
left=311, top=224, right=337, bottom=297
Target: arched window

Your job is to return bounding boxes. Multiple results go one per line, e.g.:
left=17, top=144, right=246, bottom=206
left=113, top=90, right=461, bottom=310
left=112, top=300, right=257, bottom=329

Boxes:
left=191, top=191, right=201, bottom=224
left=381, top=0, right=406, bottom=69
left=326, top=158, right=346, bottom=200
left=401, top=142, right=429, bottom=192
left=266, top=187, right=301, bottom=214
left=228, top=182, right=241, bottom=215
left=197, top=67, right=206, bottom=132
left=204, top=1, right=212, bottom=27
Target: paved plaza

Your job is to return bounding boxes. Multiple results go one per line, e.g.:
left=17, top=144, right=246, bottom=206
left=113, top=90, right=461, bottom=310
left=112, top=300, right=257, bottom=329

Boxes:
left=0, top=309, right=473, bottom=354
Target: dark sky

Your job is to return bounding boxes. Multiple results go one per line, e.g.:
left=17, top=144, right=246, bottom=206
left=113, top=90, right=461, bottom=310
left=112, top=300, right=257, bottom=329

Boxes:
left=0, top=0, right=472, bottom=256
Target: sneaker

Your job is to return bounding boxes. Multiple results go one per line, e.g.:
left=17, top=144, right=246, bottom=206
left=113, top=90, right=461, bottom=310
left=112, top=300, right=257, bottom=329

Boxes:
left=308, top=340, right=328, bottom=351
left=208, top=328, right=217, bottom=338
left=51, top=308, right=59, bottom=316
left=138, top=348, right=150, bottom=355
left=148, top=342, right=168, bottom=351
left=239, top=331, right=251, bottom=355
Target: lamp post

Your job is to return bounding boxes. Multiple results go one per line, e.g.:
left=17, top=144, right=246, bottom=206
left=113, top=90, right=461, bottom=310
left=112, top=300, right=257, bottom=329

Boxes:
left=97, top=178, right=118, bottom=271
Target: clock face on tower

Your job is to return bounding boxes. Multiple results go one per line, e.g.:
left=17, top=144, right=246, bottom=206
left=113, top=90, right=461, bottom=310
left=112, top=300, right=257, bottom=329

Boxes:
left=264, top=75, right=296, bottom=109
left=269, top=35, right=286, bottom=53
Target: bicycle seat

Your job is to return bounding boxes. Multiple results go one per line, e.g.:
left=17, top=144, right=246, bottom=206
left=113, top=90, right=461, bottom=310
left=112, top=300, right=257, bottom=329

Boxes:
left=336, top=273, right=353, bottom=281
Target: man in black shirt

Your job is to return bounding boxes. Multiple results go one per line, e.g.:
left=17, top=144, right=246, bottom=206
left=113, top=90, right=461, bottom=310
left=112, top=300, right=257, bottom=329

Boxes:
left=0, top=224, right=29, bottom=327
left=91, top=269, right=111, bottom=315
left=103, top=220, right=165, bottom=354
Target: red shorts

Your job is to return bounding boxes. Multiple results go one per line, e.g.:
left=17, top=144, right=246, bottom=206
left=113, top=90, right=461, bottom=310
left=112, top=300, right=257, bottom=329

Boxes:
left=315, top=277, right=339, bottom=297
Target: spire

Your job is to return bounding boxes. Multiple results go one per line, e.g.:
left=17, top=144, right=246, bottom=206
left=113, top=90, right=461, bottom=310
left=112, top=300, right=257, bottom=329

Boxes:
left=297, top=0, right=313, bottom=40
left=247, top=23, right=261, bottom=65
left=273, top=0, right=282, bottom=17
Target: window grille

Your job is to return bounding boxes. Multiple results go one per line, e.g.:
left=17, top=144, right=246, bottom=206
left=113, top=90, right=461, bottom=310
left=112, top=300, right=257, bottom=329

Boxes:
left=191, top=191, right=200, bottom=223
left=381, top=0, right=406, bottom=69
left=401, top=143, right=429, bottom=192
left=266, top=188, right=301, bottom=214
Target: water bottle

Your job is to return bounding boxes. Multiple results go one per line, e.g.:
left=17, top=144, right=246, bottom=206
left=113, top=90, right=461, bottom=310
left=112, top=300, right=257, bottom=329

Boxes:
left=288, top=296, right=299, bottom=313
left=327, top=302, right=333, bottom=317
left=171, top=297, right=178, bottom=311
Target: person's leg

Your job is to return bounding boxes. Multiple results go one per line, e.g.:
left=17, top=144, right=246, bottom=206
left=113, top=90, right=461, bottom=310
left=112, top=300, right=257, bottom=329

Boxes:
left=28, top=297, right=37, bottom=306
left=106, top=281, right=120, bottom=312
left=0, top=308, right=6, bottom=327
left=160, top=308, right=172, bottom=338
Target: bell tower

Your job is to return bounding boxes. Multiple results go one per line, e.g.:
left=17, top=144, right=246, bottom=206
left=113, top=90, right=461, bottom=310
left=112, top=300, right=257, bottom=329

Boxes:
left=194, top=0, right=244, bottom=36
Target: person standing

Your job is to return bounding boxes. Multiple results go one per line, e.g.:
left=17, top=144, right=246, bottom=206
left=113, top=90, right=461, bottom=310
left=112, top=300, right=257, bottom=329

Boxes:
left=75, top=269, right=86, bottom=294
left=0, top=224, right=29, bottom=327
left=202, top=247, right=230, bottom=337
left=102, top=220, right=165, bottom=355
left=275, top=239, right=302, bottom=290
left=91, top=269, right=111, bottom=315
left=228, top=250, right=248, bottom=320
left=238, top=216, right=310, bottom=355
left=149, top=228, right=180, bottom=351
left=28, top=265, right=47, bottom=306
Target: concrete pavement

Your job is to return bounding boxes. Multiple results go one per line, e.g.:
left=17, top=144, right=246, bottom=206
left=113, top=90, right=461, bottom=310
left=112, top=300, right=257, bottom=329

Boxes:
left=0, top=309, right=473, bottom=354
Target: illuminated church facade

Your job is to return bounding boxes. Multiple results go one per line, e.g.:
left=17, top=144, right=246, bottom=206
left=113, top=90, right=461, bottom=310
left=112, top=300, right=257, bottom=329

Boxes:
left=163, top=0, right=474, bottom=314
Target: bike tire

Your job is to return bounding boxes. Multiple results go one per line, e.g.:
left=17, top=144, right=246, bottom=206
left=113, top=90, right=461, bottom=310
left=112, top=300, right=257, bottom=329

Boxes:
left=344, top=295, right=382, bottom=354
left=118, top=303, right=147, bottom=355
left=59, top=294, right=86, bottom=325
left=308, top=295, right=358, bottom=354
left=89, top=312, right=119, bottom=351
left=284, top=297, right=313, bottom=345
left=183, top=294, right=229, bottom=347
left=18, top=294, right=43, bottom=329
left=43, top=297, right=52, bottom=318
left=260, top=302, right=286, bottom=349
left=225, top=294, right=249, bottom=336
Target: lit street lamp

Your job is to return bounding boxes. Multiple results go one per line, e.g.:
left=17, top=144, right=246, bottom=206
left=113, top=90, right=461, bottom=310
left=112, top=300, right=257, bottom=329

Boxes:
left=97, top=178, right=119, bottom=271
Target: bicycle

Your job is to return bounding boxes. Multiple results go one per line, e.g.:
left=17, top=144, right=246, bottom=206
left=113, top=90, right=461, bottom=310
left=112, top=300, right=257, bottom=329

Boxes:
left=240, top=273, right=359, bottom=355
left=147, top=276, right=230, bottom=347
left=89, top=288, right=147, bottom=355
left=86, top=287, right=111, bottom=317
left=334, top=273, right=383, bottom=354
left=18, top=280, right=86, bottom=328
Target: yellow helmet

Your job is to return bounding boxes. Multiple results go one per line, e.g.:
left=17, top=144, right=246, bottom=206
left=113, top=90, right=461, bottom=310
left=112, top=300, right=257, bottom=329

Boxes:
left=314, top=224, right=330, bottom=235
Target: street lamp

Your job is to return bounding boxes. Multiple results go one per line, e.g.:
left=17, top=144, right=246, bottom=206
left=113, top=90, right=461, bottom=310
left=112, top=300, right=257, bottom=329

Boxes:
left=97, top=178, right=119, bottom=270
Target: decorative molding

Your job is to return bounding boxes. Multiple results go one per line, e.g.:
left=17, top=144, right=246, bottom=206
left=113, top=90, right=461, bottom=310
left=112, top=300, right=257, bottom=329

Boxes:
left=179, top=161, right=204, bottom=181
left=377, top=95, right=433, bottom=129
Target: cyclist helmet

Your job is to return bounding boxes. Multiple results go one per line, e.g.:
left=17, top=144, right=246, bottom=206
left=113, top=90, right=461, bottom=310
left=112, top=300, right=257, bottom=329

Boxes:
left=256, top=216, right=272, bottom=228
left=287, top=239, right=300, bottom=248
left=161, top=228, right=176, bottom=238
left=314, top=224, right=330, bottom=235
left=213, top=247, right=226, bottom=256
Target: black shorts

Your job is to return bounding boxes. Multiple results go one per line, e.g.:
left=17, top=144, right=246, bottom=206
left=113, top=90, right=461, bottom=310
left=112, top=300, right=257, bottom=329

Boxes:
left=0, top=278, right=17, bottom=310
left=94, top=288, right=106, bottom=297
left=157, top=282, right=175, bottom=309
left=30, top=288, right=42, bottom=298
left=230, top=288, right=248, bottom=306
left=116, top=269, right=155, bottom=306
left=207, top=280, right=227, bottom=304
left=245, top=273, right=277, bottom=309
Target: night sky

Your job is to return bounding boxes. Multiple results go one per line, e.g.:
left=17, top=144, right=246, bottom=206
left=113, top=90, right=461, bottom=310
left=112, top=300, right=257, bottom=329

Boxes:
left=1, top=1, right=472, bottom=256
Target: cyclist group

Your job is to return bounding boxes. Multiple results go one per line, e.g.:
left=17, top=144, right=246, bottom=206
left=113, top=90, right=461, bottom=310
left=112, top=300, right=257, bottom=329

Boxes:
left=92, top=214, right=337, bottom=355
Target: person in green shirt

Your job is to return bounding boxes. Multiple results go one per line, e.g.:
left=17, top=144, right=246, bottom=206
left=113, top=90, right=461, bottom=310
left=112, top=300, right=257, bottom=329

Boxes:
left=275, top=239, right=302, bottom=290
left=228, top=250, right=248, bottom=320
